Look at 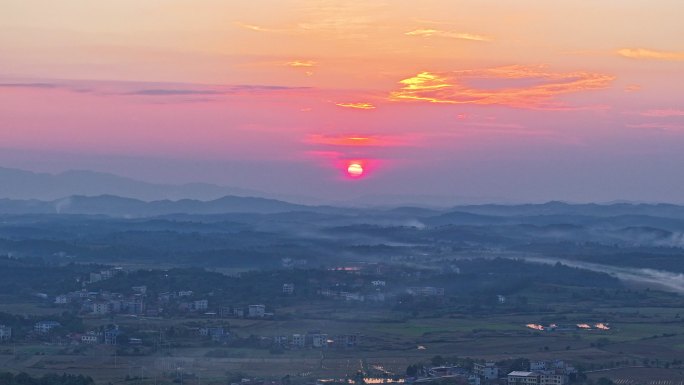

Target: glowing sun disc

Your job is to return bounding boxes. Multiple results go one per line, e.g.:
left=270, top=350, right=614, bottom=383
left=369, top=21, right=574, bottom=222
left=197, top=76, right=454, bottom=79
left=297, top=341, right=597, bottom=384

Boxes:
left=347, top=163, right=364, bottom=177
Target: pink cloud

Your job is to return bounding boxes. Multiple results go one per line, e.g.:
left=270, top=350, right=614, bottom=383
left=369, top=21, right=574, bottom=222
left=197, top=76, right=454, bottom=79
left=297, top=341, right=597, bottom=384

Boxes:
left=640, top=109, right=684, bottom=117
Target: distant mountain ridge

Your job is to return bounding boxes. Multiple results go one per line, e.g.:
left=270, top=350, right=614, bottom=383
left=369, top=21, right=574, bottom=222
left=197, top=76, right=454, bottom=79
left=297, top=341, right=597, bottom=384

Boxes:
left=0, top=194, right=309, bottom=216
left=0, top=166, right=274, bottom=201
left=451, top=201, right=684, bottom=219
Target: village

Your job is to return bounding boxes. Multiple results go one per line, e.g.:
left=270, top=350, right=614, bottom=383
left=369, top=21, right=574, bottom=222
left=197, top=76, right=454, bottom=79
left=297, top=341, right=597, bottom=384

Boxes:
left=0, top=263, right=622, bottom=385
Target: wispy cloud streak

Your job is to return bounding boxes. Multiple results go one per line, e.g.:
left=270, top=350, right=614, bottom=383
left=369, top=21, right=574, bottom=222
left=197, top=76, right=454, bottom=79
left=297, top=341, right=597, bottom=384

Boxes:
left=335, top=102, right=376, bottom=109
left=640, top=109, right=684, bottom=117
left=617, top=48, right=684, bottom=61
left=405, top=29, right=491, bottom=42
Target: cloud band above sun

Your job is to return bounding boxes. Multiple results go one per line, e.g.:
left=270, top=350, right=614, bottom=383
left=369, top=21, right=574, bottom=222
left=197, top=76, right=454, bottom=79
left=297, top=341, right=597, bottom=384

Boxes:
left=389, top=65, right=614, bottom=109
left=306, top=134, right=411, bottom=147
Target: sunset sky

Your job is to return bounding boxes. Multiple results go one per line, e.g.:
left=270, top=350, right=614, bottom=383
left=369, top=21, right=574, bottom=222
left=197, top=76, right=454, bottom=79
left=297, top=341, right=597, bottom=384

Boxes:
left=1, top=0, right=684, bottom=204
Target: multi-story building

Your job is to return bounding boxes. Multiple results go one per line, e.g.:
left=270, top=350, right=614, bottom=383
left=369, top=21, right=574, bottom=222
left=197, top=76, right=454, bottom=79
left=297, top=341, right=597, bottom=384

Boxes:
left=104, top=327, right=121, bottom=345
left=474, top=362, right=499, bottom=380
left=199, top=327, right=226, bottom=342
left=0, top=325, right=11, bottom=341
left=34, top=321, right=61, bottom=334
left=92, top=301, right=110, bottom=315
left=55, top=295, right=70, bottom=304
left=291, top=333, right=305, bottom=347
left=310, top=333, right=328, bottom=348
left=507, top=370, right=568, bottom=385
left=282, top=283, right=295, bottom=295
left=539, top=374, right=567, bottom=385
left=89, top=273, right=102, bottom=283
left=81, top=332, right=100, bottom=344
left=248, top=304, right=266, bottom=318
left=233, top=307, right=245, bottom=317
left=274, top=335, right=288, bottom=345
left=123, top=296, right=144, bottom=314
left=336, top=334, right=360, bottom=348
left=508, top=371, right=540, bottom=385
left=192, top=299, right=209, bottom=312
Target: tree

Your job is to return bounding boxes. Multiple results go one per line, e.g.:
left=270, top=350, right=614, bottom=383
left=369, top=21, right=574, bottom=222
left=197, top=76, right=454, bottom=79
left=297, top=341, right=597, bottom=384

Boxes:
left=431, top=355, right=446, bottom=367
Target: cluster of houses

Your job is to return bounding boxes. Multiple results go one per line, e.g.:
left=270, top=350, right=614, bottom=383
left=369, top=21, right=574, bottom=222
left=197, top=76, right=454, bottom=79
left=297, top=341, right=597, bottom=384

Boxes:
left=409, top=363, right=494, bottom=385
left=318, top=288, right=386, bottom=302
left=408, top=360, right=575, bottom=385
left=88, top=267, right=123, bottom=283
left=54, top=282, right=279, bottom=320
left=194, top=328, right=360, bottom=349
left=218, top=304, right=274, bottom=319
left=407, top=286, right=445, bottom=297
left=29, top=321, right=123, bottom=345
left=272, top=331, right=360, bottom=349
left=55, top=289, right=145, bottom=315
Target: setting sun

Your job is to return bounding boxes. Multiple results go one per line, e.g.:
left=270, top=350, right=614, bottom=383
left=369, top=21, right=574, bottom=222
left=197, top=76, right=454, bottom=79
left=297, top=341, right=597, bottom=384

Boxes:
left=347, top=163, right=364, bottom=177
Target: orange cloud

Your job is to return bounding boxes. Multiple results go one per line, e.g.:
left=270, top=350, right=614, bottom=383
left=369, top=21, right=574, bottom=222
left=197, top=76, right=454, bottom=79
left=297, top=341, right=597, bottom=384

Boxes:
left=335, top=102, right=376, bottom=110
left=389, top=65, right=614, bottom=109
left=617, top=48, right=684, bottom=61
left=306, top=134, right=410, bottom=147
left=286, top=60, right=317, bottom=68
left=405, top=29, right=491, bottom=42
left=640, top=109, right=684, bottom=117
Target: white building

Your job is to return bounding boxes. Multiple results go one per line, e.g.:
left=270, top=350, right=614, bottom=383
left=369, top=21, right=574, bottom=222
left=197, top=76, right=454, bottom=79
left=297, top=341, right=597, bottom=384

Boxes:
left=282, top=283, right=295, bottom=295
left=474, top=362, right=499, bottom=380
left=81, top=332, right=99, bottom=344
left=311, top=333, right=328, bottom=348
left=274, top=335, right=288, bottom=345
left=291, top=334, right=305, bottom=347
left=193, top=299, right=209, bottom=311
left=508, top=371, right=539, bottom=385
left=92, top=302, right=110, bottom=315
left=55, top=295, right=69, bottom=304
left=89, top=273, right=102, bottom=283
left=34, top=321, right=61, bottom=334
left=248, top=304, right=266, bottom=318
left=0, top=325, right=11, bottom=341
